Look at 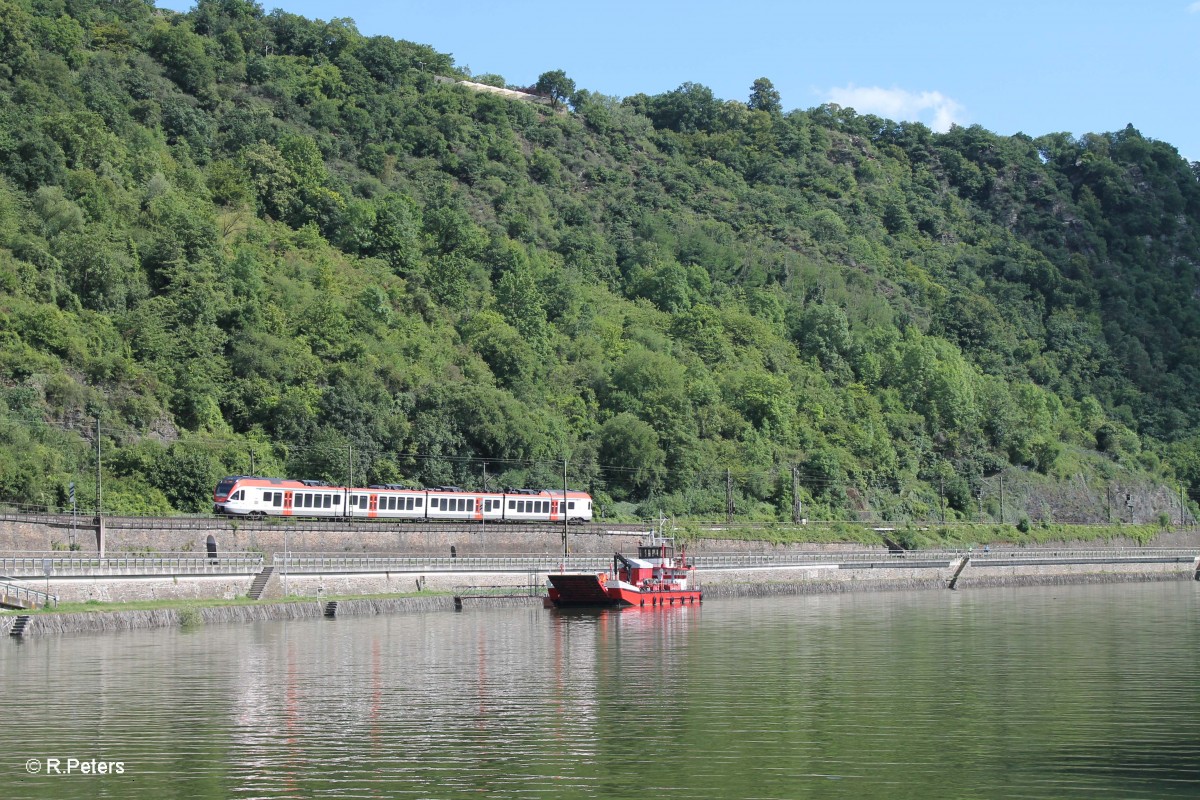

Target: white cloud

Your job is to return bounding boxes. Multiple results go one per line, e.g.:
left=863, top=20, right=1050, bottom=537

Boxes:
left=822, top=85, right=967, bottom=133
left=1189, top=1, right=1200, bottom=13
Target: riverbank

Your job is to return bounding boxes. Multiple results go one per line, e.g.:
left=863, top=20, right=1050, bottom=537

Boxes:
left=4, top=551, right=1197, bottom=638
left=0, top=593, right=498, bottom=637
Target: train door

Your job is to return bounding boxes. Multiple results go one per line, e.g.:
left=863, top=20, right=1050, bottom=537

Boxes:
left=550, top=498, right=560, bottom=522
left=283, top=491, right=293, bottom=516
left=368, top=493, right=378, bottom=518
left=473, top=497, right=483, bottom=521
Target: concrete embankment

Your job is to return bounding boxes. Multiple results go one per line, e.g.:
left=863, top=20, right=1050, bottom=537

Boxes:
left=701, top=560, right=1194, bottom=598
left=6, top=557, right=1196, bottom=638
left=6, top=595, right=504, bottom=637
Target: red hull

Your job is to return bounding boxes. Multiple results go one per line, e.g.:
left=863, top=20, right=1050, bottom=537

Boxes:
left=547, top=573, right=702, bottom=608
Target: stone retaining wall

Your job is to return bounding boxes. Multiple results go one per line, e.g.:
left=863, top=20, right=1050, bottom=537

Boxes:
left=9, top=556, right=1198, bottom=605
left=699, top=559, right=1191, bottom=596
left=5, top=517, right=1200, bottom=558
left=37, top=575, right=255, bottom=603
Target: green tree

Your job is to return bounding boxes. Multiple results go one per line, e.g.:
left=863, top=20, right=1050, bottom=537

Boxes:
left=535, top=69, right=576, bottom=108
left=748, top=77, right=781, bottom=115
left=599, top=412, right=665, bottom=498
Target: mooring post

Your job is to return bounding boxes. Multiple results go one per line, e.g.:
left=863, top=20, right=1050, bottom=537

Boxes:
left=948, top=555, right=971, bottom=590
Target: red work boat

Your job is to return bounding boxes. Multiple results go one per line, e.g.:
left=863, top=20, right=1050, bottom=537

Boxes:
left=546, top=537, right=702, bottom=608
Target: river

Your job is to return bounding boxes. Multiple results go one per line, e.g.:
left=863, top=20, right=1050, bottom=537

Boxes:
left=3, top=581, right=1199, bottom=799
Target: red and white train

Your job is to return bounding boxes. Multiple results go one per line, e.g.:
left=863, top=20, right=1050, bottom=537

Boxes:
left=213, top=476, right=593, bottom=522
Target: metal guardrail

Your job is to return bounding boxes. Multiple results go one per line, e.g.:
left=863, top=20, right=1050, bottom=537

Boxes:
left=275, top=554, right=612, bottom=573
left=1, top=581, right=57, bottom=609
left=1, top=548, right=1194, bottom=578
left=271, top=548, right=1200, bottom=574
left=693, top=548, right=1200, bottom=568
left=0, top=552, right=264, bottom=577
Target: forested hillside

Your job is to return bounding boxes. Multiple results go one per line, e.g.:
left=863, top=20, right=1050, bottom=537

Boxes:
left=2, top=0, right=1199, bottom=524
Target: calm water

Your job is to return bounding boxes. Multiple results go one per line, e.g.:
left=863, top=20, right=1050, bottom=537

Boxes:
left=3, top=582, right=1200, bottom=799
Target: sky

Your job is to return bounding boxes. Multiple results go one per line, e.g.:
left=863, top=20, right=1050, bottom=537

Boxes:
left=157, top=1, right=1200, bottom=163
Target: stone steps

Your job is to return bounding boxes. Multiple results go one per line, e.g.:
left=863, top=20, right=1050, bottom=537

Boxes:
left=247, top=566, right=275, bottom=600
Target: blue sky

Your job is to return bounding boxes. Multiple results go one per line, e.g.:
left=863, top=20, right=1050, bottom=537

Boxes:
left=157, top=1, right=1200, bottom=163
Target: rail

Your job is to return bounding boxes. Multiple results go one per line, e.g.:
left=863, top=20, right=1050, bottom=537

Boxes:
left=271, top=548, right=1200, bottom=574
left=3, top=506, right=1196, bottom=532
left=0, top=552, right=264, bottom=577
left=275, top=554, right=612, bottom=573
left=1, top=548, right=1194, bottom=578
left=1, top=581, right=57, bottom=609
left=691, top=547, right=1200, bottom=568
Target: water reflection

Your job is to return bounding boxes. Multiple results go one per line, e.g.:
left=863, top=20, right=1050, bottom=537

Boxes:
left=3, top=583, right=1199, bottom=799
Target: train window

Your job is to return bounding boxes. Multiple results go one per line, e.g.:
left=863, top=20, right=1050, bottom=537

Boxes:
left=509, top=500, right=516, bottom=510
left=405, top=497, right=413, bottom=510
left=431, top=498, right=440, bottom=510
left=273, top=493, right=282, bottom=507
left=324, top=495, right=332, bottom=508
left=304, top=494, right=313, bottom=508
left=333, top=495, right=340, bottom=506
left=568, top=501, right=575, bottom=510
left=517, top=500, right=525, bottom=513
left=389, top=497, right=397, bottom=510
